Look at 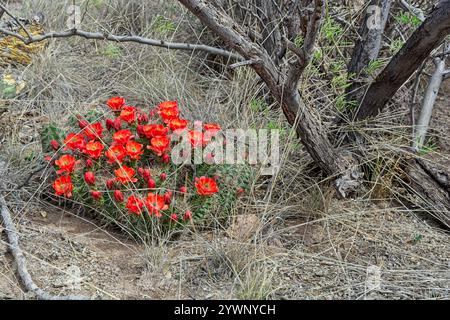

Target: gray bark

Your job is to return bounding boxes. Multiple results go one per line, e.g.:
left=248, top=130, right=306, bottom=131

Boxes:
left=413, top=54, right=447, bottom=151
left=356, top=0, right=450, bottom=120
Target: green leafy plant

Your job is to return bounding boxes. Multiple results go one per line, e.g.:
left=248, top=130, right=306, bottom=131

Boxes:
left=152, top=16, right=176, bottom=35
left=322, top=17, right=344, bottom=42
left=100, top=43, right=122, bottom=59
left=389, top=38, right=405, bottom=55
left=365, top=59, right=385, bottom=76
left=395, top=12, right=422, bottom=28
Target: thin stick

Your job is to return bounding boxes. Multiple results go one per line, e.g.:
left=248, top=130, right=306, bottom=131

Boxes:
left=0, top=3, right=33, bottom=39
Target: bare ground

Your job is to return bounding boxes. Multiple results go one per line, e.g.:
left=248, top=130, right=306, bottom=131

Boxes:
left=1, top=195, right=449, bottom=299
left=0, top=0, right=449, bottom=300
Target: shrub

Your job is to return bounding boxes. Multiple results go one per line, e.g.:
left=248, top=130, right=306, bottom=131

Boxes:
left=42, top=97, right=251, bottom=238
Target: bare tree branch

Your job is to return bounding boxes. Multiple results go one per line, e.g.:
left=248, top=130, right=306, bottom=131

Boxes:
left=0, top=27, right=243, bottom=61
left=413, top=53, right=447, bottom=151
left=284, top=0, right=325, bottom=95
left=178, top=0, right=282, bottom=94
left=443, top=69, right=450, bottom=79
left=179, top=0, right=363, bottom=197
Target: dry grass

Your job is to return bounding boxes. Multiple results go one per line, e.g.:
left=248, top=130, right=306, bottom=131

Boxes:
left=0, top=0, right=449, bottom=300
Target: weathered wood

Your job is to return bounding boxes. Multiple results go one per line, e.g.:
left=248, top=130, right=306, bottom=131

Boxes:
left=356, top=0, right=450, bottom=120
left=179, top=0, right=363, bottom=197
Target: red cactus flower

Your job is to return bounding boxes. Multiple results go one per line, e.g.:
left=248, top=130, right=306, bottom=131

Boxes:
left=54, top=154, right=77, bottom=175
left=158, top=101, right=179, bottom=123
left=120, top=106, right=136, bottom=124
left=145, top=193, right=168, bottom=216
left=187, top=130, right=205, bottom=148
left=148, top=136, right=170, bottom=156
left=183, top=210, right=192, bottom=221
left=162, top=153, right=170, bottom=164
left=105, top=118, right=114, bottom=131
left=114, top=165, right=137, bottom=184
left=147, top=178, right=156, bottom=189
left=53, top=175, right=73, bottom=198
left=137, top=112, right=149, bottom=124
left=125, top=140, right=144, bottom=160
left=203, top=123, right=221, bottom=133
left=170, top=213, right=178, bottom=222
left=112, top=129, right=133, bottom=145
left=142, top=124, right=168, bottom=139
left=126, top=195, right=144, bottom=215
left=106, top=179, right=115, bottom=190
left=168, top=118, right=189, bottom=132
left=84, top=122, right=104, bottom=140
left=86, top=158, right=94, bottom=168
left=179, top=186, right=187, bottom=194
left=138, top=168, right=152, bottom=182
left=50, top=139, right=60, bottom=151
left=78, top=119, right=89, bottom=130
left=84, top=171, right=96, bottom=185
left=195, top=176, right=219, bottom=196
left=136, top=125, right=145, bottom=137
left=149, top=108, right=157, bottom=118
left=105, top=145, right=127, bottom=164
left=91, top=190, right=102, bottom=200
left=107, top=96, right=125, bottom=111
left=160, top=173, right=167, bottom=181
left=236, top=187, right=245, bottom=196
left=114, top=190, right=124, bottom=203
left=64, top=133, right=85, bottom=151
left=84, top=140, right=104, bottom=159
left=113, top=117, right=122, bottom=131
left=204, top=153, right=215, bottom=164
left=164, top=191, right=172, bottom=204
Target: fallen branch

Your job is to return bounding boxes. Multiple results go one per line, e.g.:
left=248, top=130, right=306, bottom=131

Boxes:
left=0, top=193, right=89, bottom=300
left=0, top=27, right=243, bottom=61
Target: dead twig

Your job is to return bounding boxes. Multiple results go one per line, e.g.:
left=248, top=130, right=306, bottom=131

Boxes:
left=0, top=27, right=242, bottom=61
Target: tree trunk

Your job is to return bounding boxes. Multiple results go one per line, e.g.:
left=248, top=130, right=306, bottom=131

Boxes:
left=355, top=0, right=450, bottom=120
left=346, top=0, right=392, bottom=106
